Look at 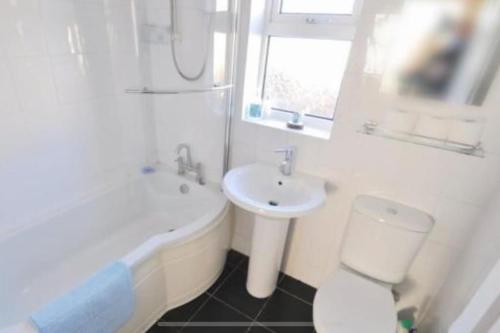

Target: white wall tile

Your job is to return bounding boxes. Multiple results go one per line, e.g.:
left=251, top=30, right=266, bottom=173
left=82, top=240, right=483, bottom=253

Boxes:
left=41, top=0, right=109, bottom=55
left=10, top=57, right=58, bottom=113
left=396, top=241, right=457, bottom=317
left=0, top=2, right=46, bottom=57
left=105, top=2, right=140, bottom=55
left=153, top=91, right=227, bottom=182
left=117, top=95, right=154, bottom=167
left=229, top=138, right=257, bottom=168
left=110, top=53, right=143, bottom=94
left=255, top=125, right=290, bottom=164
left=438, top=153, right=500, bottom=205
left=0, top=1, right=152, bottom=238
left=0, top=58, right=20, bottom=113
left=420, top=187, right=500, bottom=331
left=429, top=198, right=482, bottom=248
left=51, top=53, right=115, bottom=104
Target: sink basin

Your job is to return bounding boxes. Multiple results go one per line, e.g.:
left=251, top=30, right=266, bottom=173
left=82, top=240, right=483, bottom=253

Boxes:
left=223, top=163, right=326, bottom=219
left=223, top=163, right=326, bottom=298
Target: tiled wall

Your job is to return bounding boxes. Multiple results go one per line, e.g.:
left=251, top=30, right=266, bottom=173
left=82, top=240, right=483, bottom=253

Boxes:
left=0, top=0, right=234, bottom=237
left=420, top=188, right=500, bottom=332
left=140, top=0, right=233, bottom=183
left=0, top=0, right=155, bottom=238
left=230, top=0, right=500, bottom=322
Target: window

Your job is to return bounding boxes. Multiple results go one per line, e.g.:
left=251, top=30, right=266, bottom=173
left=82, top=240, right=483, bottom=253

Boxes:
left=263, top=37, right=351, bottom=119
left=280, top=0, right=356, bottom=15
left=216, top=0, right=229, bottom=12
left=250, top=0, right=359, bottom=126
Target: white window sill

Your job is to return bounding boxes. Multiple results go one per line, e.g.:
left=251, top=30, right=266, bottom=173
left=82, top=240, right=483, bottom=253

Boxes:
left=243, top=115, right=332, bottom=140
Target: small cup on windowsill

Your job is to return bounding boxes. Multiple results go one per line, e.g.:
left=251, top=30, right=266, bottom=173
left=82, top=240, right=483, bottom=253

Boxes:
left=287, top=112, right=304, bottom=130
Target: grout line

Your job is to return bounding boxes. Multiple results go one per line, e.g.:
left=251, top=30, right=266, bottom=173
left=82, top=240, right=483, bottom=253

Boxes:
left=252, top=292, right=273, bottom=321
left=156, top=254, right=247, bottom=332
left=232, top=254, right=311, bottom=331
left=276, top=286, right=314, bottom=306
left=210, top=294, right=256, bottom=322
left=205, top=259, right=243, bottom=297
left=180, top=258, right=245, bottom=331
left=249, top=294, right=276, bottom=333
left=179, top=252, right=313, bottom=332
left=178, top=294, right=213, bottom=332
left=216, top=253, right=276, bottom=332
left=228, top=251, right=247, bottom=266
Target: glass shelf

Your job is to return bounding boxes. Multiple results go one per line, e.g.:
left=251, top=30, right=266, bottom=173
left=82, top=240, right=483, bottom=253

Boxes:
left=125, top=84, right=233, bottom=95
left=359, top=122, right=484, bottom=158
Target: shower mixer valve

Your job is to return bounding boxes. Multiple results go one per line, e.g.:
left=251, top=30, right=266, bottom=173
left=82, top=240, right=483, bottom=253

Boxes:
left=175, top=143, right=205, bottom=185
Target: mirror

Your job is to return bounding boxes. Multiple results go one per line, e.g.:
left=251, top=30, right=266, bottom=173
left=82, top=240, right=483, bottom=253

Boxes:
left=381, top=0, right=500, bottom=106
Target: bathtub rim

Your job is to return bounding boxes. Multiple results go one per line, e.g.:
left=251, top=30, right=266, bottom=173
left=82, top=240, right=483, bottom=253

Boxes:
left=121, top=199, right=230, bottom=270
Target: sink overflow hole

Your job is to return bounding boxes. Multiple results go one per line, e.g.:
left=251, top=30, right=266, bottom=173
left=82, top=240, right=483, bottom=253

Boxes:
left=268, top=200, right=279, bottom=207
left=278, top=181, right=283, bottom=186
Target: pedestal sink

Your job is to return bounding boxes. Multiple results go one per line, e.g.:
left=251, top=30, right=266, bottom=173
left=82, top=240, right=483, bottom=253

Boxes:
left=223, top=163, right=326, bottom=298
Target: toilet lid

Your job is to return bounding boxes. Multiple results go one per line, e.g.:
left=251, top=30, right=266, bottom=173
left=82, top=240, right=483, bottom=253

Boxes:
left=313, top=268, right=397, bottom=333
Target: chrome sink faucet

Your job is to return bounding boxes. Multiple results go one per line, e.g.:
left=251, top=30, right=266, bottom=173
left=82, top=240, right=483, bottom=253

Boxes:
left=274, top=146, right=295, bottom=176
left=175, top=143, right=205, bottom=185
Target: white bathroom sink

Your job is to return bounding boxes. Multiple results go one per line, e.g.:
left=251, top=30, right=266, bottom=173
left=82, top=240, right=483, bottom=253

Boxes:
left=223, top=163, right=326, bottom=219
left=223, top=163, right=327, bottom=298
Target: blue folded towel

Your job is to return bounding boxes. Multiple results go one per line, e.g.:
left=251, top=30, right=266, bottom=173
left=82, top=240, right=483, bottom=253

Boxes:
left=31, top=262, right=135, bottom=333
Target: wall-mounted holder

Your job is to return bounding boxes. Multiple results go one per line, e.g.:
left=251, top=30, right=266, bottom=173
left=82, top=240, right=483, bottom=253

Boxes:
left=125, top=84, right=233, bottom=95
left=141, top=24, right=171, bottom=45
left=360, top=122, right=485, bottom=158
left=286, top=112, right=304, bottom=130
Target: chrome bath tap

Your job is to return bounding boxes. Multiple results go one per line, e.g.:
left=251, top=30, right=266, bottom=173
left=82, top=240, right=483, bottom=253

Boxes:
left=175, top=143, right=205, bottom=185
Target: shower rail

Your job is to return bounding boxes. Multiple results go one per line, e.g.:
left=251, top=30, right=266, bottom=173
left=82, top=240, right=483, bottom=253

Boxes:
left=125, top=84, right=233, bottom=95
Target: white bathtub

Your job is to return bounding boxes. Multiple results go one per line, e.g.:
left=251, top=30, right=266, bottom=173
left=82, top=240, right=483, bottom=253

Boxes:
left=0, top=169, right=231, bottom=333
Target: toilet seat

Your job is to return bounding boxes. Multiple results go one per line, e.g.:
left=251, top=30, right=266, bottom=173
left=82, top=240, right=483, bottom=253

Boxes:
left=313, top=268, right=397, bottom=333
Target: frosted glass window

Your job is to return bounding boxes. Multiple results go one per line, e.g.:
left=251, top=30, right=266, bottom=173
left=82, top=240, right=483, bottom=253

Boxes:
left=263, top=37, right=351, bottom=120
left=216, top=0, right=229, bottom=12
left=281, top=0, right=356, bottom=15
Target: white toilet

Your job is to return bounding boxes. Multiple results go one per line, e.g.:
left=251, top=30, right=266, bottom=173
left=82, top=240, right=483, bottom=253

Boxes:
left=313, top=195, right=434, bottom=333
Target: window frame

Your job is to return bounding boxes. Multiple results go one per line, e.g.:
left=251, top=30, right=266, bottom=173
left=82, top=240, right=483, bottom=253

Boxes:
left=260, top=36, right=353, bottom=121
left=255, top=0, right=362, bottom=122
left=271, top=0, right=363, bottom=25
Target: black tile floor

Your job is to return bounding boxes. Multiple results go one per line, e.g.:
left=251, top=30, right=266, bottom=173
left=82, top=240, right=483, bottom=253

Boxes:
left=147, top=250, right=316, bottom=333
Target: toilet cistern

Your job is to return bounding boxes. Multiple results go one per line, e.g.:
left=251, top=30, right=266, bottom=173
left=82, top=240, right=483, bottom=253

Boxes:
left=313, top=195, right=434, bottom=333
